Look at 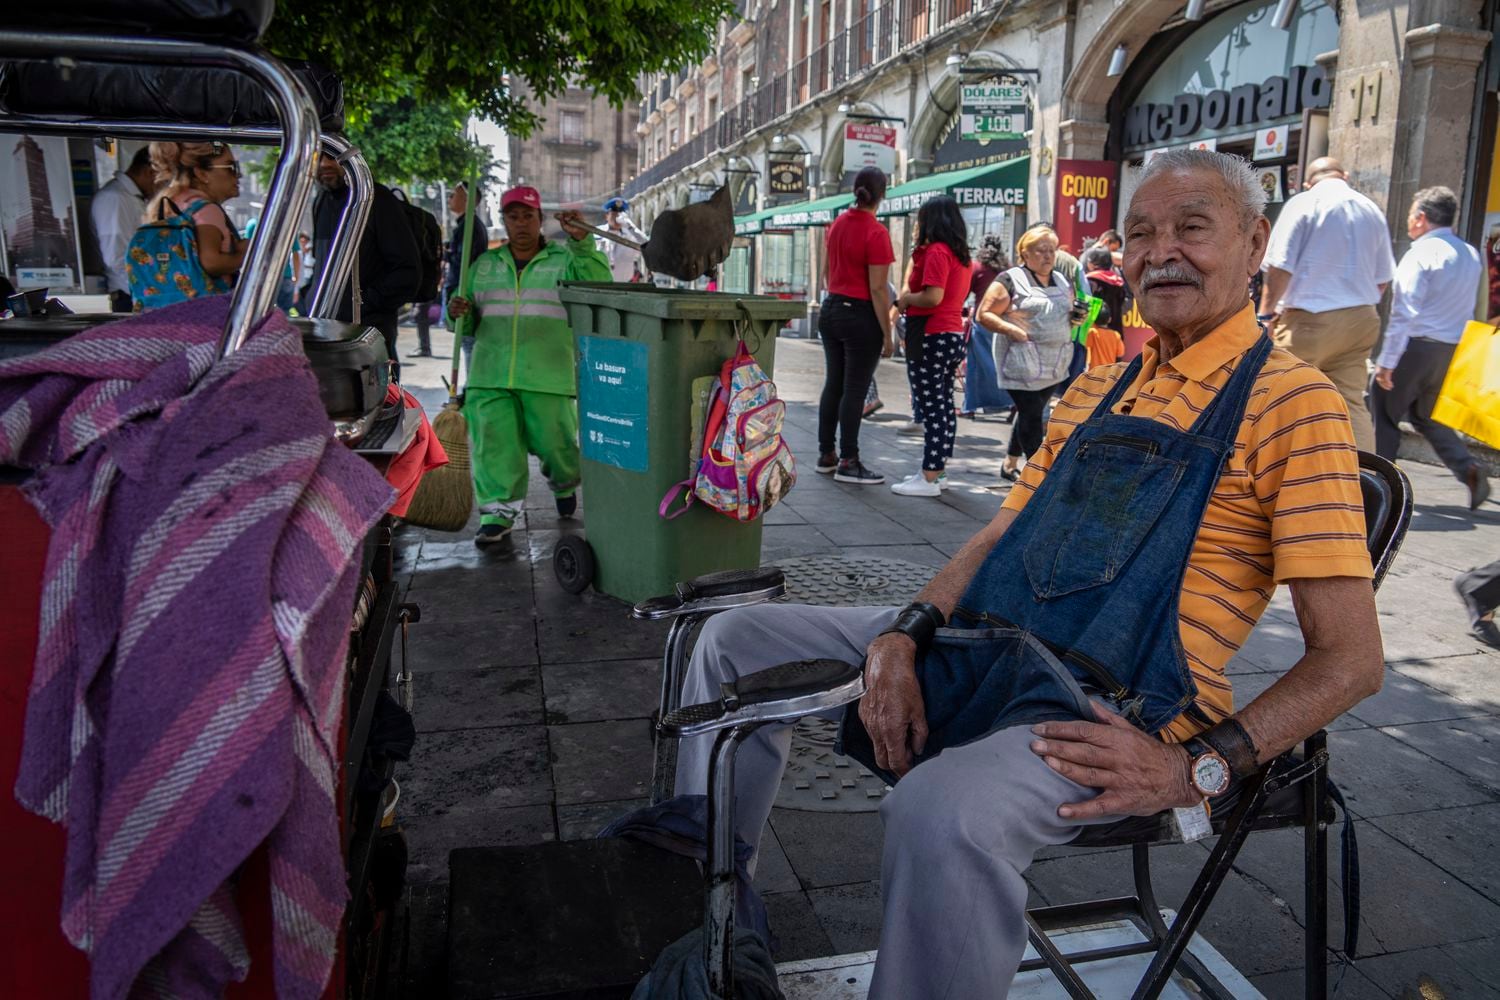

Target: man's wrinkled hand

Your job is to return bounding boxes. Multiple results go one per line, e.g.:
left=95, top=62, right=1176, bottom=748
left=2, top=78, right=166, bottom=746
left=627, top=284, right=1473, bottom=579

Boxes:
left=858, top=634, right=928, bottom=778
left=447, top=295, right=472, bottom=319
left=1029, top=703, right=1199, bottom=819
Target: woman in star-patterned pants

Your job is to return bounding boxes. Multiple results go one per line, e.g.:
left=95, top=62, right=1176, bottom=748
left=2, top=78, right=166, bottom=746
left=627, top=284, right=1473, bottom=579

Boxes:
left=911, top=331, right=966, bottom=471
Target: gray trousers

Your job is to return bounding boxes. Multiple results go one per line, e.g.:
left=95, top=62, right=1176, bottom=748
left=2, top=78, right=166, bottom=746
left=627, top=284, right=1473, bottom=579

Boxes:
left=1371, top=337, right=1477, bottom=481
left=675, top=603, right=1110, bottom=999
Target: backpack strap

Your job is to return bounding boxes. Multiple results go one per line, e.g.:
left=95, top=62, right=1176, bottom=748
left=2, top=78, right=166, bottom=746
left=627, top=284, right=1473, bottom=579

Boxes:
left=658, top=478, right=697, bottom=519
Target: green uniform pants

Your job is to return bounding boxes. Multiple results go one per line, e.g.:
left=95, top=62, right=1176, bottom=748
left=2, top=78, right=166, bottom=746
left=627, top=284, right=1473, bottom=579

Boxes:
left=467, top=387, right=580, bottom=527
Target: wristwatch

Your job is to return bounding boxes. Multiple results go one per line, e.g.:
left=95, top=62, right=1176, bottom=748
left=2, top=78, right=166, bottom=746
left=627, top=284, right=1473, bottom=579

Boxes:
left=1182, top=737, right=1231, bottom=797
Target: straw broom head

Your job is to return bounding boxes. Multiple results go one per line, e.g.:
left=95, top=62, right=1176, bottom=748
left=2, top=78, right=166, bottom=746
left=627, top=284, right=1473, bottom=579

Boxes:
left=403, top=399, right=473, bottom=531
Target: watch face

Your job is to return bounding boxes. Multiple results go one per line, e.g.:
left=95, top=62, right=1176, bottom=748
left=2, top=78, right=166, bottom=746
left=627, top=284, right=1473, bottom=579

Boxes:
left=1192, top=753, right=1230, bottom=795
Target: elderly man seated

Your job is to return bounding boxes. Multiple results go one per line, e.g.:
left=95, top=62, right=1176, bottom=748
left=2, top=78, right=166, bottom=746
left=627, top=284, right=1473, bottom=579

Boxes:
left=674, top=149, right=1384, bottom=998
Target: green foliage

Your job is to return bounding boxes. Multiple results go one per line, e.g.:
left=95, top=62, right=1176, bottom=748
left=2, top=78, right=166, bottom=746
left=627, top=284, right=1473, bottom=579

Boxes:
left=264, top=0, right=736, bottom=136
left=346, top=96, right=491, bottom=187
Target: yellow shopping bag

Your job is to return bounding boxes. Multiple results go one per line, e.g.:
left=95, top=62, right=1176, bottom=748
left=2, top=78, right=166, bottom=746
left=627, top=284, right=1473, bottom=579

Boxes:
left=1432, top=320, right=1500, bottom=450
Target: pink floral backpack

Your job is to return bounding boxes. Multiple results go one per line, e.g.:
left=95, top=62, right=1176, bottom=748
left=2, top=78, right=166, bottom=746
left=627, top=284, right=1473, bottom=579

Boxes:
left=659, top=342, right=797, bottom=521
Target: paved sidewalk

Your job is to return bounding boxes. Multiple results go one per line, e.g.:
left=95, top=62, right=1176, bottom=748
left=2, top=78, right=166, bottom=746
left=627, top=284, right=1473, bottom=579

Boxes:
left=391, top=329, right=1500, bottom=999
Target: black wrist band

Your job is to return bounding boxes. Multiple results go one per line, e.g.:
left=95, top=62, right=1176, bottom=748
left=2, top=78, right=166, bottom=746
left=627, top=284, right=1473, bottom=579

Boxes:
left=1200, top=719, right=1260, bottom=779
left=877, top=602, right=947, bottom=652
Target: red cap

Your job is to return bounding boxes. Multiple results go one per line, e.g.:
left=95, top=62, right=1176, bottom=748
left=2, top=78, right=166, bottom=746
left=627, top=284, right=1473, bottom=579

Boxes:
left=501, top=186, right=542, bottom=211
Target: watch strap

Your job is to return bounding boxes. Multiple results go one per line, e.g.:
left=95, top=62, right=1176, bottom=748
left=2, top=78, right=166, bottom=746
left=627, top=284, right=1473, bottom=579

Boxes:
left=1200, top=719, right=1260, bottom=780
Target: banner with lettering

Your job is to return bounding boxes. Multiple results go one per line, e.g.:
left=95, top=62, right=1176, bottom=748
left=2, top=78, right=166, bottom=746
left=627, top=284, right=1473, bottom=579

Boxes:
left=1052, top=159, right=1119, bottom=258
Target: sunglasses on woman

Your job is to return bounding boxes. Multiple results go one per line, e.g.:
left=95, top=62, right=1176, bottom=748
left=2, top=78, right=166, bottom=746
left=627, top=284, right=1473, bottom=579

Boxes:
left=205, top=160, right=243, bottom=178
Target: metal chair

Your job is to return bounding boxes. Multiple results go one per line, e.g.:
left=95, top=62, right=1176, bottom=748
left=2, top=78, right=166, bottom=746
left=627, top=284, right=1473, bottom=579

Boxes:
left=634, top=454, right=1411, bottom=999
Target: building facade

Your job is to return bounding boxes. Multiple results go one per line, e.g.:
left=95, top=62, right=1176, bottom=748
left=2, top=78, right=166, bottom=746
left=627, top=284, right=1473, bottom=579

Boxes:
left=627, top=0, right=1498, bottom=339
left=508, top=80, right=640, bottom=213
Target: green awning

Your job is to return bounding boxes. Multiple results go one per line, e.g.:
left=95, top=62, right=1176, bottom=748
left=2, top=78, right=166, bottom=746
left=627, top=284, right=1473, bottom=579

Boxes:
left=734, top=207, right=779, bottom=236
left=768, top=192, right=855, bottom=229
left=877, top=155, right=1031, bottom=217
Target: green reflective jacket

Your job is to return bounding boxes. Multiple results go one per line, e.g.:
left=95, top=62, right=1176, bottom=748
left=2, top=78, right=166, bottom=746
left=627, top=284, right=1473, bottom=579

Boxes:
left=461, top=237, right=611, bottom=395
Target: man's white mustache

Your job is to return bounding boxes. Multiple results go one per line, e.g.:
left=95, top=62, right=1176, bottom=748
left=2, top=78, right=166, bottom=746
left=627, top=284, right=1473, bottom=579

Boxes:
left=1141, top=265, right=1204, bottom=290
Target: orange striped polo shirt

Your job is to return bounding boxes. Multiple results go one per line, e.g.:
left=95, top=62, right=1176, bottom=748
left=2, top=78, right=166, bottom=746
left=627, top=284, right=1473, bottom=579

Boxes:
left=1001, top=304, right=1372, bottom=742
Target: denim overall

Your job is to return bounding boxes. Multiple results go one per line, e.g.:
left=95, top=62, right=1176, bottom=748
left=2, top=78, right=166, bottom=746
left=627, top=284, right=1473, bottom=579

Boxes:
left=842, top=333, right=1274, bottom=782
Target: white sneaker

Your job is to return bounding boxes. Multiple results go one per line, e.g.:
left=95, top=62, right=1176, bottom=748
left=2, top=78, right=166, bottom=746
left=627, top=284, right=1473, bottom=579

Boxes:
left=891, top=473, right=942, bottom=497
left=937, top=472, right=950, bottom=491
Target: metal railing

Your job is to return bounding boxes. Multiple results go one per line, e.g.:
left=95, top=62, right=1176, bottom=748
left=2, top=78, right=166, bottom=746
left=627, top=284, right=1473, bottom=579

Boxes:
left=627, top=0, right=1002, bottom=197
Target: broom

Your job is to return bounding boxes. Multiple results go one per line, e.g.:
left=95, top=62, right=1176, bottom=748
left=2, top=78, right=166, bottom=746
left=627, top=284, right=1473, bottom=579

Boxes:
left=403, top=165, right=482, bottom=531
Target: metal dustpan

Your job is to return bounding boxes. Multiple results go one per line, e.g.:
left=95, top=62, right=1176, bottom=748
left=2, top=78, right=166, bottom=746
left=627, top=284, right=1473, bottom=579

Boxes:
left=566, top=185, right=735, bottom=282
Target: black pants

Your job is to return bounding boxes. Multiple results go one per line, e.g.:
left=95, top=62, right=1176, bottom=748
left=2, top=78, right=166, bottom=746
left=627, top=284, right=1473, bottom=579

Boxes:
left=909, top=330, right=965, bottom=471
left=818, top=295, right=884, bottom=459
left=1006, top=383, right=1061, bottom=459
left=1458, top=558, right=1500, bottom=619
left=369, top=313, right=401, bottom=382
left=414, top=301, right=435, bottom=353
left=1370, top=337, right=1476, bottom=482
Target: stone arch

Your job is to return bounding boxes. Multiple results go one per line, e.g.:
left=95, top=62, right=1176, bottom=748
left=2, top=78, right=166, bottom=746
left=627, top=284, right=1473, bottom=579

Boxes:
left=1060, top=0, right=1192, bottom=153
left=908, top=50, right=1031, bottom=173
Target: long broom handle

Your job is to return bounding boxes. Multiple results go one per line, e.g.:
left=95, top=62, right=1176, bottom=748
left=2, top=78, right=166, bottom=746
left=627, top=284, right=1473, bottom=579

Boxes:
left=451, top=163, right=481, bottom=405
left=555, top=215, right=644, bottom=252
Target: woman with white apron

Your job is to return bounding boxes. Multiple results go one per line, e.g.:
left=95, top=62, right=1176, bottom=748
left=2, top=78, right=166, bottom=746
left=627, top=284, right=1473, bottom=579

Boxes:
left=977, top=224, right=1077, bottom=481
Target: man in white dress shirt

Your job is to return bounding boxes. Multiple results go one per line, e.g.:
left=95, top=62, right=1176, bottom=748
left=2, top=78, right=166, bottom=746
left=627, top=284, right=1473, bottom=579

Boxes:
left=1261, top=157, right=1396, bottom=452
left=600, top=197, right=649, bottom=282
left=1371, top=186, right=1490, bottom=509
left=89, top=146, right=157, bottom=312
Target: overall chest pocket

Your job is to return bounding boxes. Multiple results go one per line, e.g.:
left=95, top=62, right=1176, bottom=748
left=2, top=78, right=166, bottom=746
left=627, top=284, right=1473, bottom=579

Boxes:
left=1022, top=435, right=1186, bottom=599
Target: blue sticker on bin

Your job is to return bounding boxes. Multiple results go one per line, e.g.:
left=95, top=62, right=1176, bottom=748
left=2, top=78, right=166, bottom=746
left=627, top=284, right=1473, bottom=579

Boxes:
left=578, top=335, right=650, bottom=472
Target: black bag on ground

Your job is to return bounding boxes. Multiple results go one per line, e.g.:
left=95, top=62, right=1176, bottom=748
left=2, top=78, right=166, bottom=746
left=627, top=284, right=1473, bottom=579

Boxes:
left=389, top=190, right=443, bottom=303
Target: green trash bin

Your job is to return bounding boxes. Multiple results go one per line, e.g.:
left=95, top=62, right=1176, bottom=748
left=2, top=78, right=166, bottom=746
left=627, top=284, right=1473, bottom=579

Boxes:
left=555, top=283, right=807, bottom=604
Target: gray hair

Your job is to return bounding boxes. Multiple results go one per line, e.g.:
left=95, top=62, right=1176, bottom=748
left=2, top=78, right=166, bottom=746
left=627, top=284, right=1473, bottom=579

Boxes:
left=1412, top=185, right=1458, bottom=228
left=1138, top=149, right=1267, bottom=229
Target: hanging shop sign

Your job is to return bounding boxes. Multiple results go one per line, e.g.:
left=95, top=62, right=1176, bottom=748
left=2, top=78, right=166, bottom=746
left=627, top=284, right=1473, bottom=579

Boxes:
left=960, top=83, right=1028, bottom=141
left=844, top=123, right=897, bottom=176
left=1053, top=160, right=1119, bottom=256
left=1255, top=165, right=1285, bottom=204
left=1124, top=65, right=1331, bottom=148
left=768, top=158, right=806, bottom=195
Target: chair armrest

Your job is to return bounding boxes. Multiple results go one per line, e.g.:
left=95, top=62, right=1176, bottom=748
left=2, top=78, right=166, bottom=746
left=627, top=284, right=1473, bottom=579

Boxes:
left=658, top=658, right=863, bottom=737
left=632, top=568, right=787, bottom=620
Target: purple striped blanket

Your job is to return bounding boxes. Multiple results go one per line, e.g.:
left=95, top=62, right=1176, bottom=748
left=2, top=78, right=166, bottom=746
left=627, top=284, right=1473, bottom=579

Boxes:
left=0, top=297, right=395, bottom=999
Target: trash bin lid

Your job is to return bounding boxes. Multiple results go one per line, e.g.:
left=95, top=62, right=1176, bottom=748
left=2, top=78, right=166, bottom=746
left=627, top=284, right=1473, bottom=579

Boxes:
left=557, top=283, right=807, bottom=323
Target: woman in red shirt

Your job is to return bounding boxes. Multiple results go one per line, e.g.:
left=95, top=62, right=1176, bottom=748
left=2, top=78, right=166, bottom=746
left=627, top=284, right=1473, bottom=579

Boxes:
left=891, top=195, right=973, bottom=497
left=817, top=166, right=895, bottom=485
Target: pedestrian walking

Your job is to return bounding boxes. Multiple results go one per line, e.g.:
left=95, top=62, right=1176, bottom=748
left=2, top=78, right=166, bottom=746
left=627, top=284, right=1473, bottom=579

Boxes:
left=1371, top=186, right=1492, bottom=509
left=90, top=146, right=157, bottom=313
left=129, top=141, right=245, bottom=311
left=1456, top=558, right=1500, bottom=648
left=891, top=196, right=973, bottom=498
left=308, top=154, right=421, bottom=378
left=962, top=237, right=1015, bottom=417
left=601, top=197, right=649, bottom=282
left=438, top=183, right=491, bottom=376
left=445, top=187, right=612, bottom=545
left=977, top=224, right=1077, bottom=483
left=1261, top=156, right=1396, bottom=452
left=816, top=165, right=895, bottom=485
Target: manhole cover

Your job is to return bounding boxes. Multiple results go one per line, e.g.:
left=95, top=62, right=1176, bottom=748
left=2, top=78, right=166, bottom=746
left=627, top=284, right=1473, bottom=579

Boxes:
left=775, top=717, right=890, bottom=811
left=775, top=555, right=937, bottom=608
left=766, top=556, right=937, bottom=811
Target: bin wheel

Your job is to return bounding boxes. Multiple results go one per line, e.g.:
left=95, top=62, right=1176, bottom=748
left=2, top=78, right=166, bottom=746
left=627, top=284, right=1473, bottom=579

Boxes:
left=554, top=536, right=596, bottom=595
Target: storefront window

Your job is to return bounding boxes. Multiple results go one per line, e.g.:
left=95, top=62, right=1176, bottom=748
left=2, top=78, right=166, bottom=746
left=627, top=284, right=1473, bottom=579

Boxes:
left=722, top=244, right=752, bottom=294
left=760, top=231, right=809, bottom=297
left=1127, top=0, right=1339, bottom=151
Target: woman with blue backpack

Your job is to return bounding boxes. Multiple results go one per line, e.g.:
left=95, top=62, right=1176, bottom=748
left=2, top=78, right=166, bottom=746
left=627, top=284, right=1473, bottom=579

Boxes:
left=128, top=141, right=244, bottom=311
